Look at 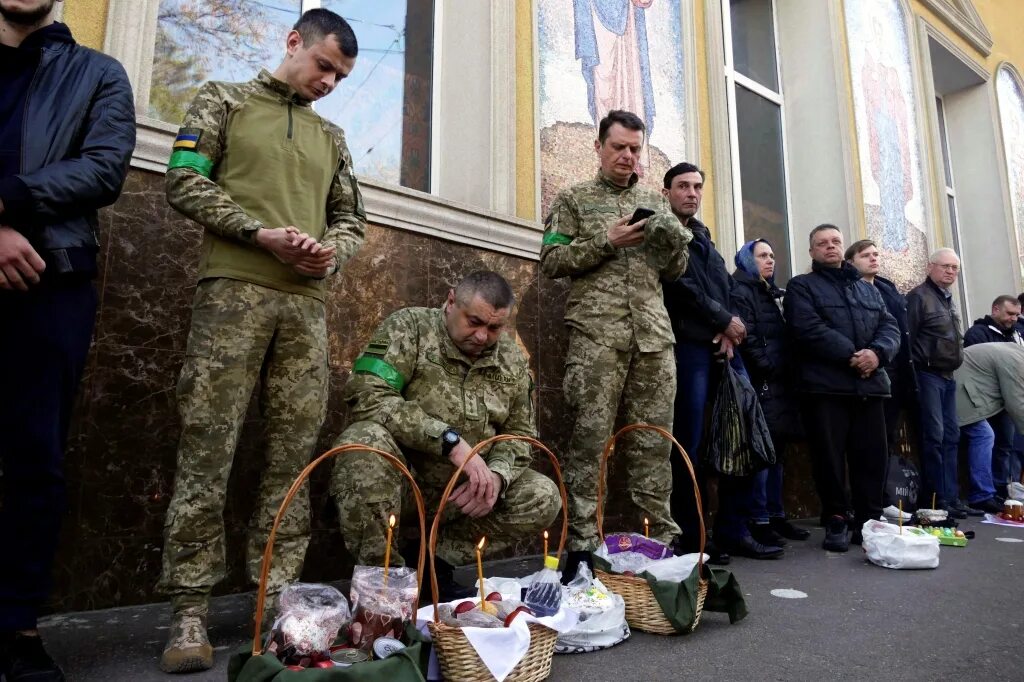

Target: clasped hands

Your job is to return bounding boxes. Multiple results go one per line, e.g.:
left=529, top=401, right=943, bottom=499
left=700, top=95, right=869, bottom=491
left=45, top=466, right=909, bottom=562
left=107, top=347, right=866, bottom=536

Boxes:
left=446, top=438, right=501, bottom=519
left=849, top=348, right=880, bottom=378
left=256, top=226, right=336, bottom=278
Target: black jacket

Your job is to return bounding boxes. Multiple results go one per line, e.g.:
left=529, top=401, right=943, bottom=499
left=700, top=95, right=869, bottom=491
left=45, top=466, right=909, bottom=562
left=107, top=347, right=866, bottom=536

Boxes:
left=731, top=268, right=800, bottom=439
left=963, top=316, right=1023, bottom=347
left=872, top=276, right=917, bottom=397
left=663, top=219, right=737, bottom=343
left=0, top=23, right=135, bottom=276
left=783, top=260, right=900, bottom=397
left=906, top=279, right=964, bottom=375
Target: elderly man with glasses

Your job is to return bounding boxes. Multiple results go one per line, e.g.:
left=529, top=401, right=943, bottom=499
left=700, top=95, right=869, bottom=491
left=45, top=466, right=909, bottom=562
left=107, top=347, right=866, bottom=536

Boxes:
left=906, top=248, right=966, bottom=517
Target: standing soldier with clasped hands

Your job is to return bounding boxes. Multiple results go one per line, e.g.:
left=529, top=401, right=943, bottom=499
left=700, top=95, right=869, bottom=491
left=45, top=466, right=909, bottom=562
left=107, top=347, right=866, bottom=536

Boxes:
left=156, top=9, right=366, bottom=674
left=540, top=109, right=693, bottom=580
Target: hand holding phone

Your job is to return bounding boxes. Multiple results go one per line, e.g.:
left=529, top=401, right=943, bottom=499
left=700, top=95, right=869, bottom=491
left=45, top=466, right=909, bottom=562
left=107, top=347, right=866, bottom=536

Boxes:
left=628, top=207, right=655, bottom=226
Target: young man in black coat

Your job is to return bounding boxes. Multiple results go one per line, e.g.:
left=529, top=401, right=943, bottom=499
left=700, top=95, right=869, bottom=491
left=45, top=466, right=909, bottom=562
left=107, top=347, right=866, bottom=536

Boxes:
left=785, top=225, right=900, bottom=552
left=0, top=1, right=135, bottom=679
left=845, top=239, right=917, bottom=520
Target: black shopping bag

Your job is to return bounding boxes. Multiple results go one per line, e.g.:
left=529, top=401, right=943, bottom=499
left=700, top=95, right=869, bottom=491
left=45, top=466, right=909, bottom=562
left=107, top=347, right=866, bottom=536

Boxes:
left=885, top=455, right=920, bottom=512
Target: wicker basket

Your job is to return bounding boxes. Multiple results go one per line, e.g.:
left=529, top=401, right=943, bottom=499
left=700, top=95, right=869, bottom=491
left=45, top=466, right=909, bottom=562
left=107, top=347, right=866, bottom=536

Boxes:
left=427, top=435, right=569, bottom=682
left=594, top=423, right=708, bottom=635
left=249, top=444, right=428, bottom=657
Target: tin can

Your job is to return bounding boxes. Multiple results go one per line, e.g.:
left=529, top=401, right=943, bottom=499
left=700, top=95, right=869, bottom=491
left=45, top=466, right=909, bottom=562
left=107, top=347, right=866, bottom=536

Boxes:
left=373, top=637, right=407, bottom=660
left=331, top=648, right=370, bottom=667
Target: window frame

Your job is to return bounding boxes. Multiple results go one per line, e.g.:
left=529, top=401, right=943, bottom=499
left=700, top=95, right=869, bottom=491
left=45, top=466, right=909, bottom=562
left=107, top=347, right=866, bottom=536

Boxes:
left=720, top=0, right=794, bottom=281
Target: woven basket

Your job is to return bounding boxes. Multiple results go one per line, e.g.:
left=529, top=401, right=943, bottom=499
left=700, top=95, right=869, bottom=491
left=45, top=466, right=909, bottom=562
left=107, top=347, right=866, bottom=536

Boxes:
left=250, top=444, right=428, bottom=656
left=427, top=435, right=569, bottom=682
left=594, top=423, right=708, bottom=635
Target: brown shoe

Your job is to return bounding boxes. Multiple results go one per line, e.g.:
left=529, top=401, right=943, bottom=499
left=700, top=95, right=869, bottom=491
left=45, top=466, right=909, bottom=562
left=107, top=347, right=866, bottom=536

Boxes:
left=159, top=606, right=213, bottom=674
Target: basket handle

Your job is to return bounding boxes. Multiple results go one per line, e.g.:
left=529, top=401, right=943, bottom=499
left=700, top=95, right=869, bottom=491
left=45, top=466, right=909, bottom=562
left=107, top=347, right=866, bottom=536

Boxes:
left=250, top=444, right=428, bottom=657
left=595, top=423, right=705, bottom=575
left=427, top=434, right=569, bottom=623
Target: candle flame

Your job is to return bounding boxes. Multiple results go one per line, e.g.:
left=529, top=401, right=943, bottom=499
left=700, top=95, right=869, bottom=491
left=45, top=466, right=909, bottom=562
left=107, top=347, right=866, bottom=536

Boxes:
left=388, top=514, right=396, bottom=528
left=477, top=536, right=486, bottom=551
left=543, top=530, right=548, bottom=540
left=644, top=517, right=649, bottom=524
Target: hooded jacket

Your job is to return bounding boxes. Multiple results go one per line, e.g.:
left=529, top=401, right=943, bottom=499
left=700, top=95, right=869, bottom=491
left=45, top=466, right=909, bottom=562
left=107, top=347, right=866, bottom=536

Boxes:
left=963, top=315, right=1024, bottom=347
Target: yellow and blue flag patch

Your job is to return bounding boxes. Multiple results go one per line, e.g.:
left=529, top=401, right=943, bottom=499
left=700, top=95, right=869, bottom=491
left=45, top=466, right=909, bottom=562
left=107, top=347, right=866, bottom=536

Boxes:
left=172, top=128, right=202, bottom=151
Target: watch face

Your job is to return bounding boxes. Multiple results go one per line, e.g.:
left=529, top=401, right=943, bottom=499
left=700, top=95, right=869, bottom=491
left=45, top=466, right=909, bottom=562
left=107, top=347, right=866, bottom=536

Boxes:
left=444, top=430, right=459, bottom=444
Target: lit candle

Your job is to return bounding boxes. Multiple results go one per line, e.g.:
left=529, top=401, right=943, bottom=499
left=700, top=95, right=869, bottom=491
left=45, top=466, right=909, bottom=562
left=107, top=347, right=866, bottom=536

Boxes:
left=476, top=537, right=487, bottom=604
left=644, top=517, right=650, bottom=539
left=542, top=530, right=549, bottom=558
left=383, top=514, right=396, bottom=585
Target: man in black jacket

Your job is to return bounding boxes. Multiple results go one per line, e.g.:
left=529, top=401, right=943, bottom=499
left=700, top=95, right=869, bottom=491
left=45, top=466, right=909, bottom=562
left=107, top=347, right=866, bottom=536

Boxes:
left=785, top=225, right=900, bottom=552
left=0, top=1, right=135, bottom=679
left=662, top=163, right=782, bottom=561
left=906, top=248, right=965, bottom=517
left=963, top=295, right=1022, bottom=347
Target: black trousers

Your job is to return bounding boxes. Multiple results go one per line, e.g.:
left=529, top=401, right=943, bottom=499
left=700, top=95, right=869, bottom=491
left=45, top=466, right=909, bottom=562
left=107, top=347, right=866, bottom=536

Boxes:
left=800, top=395, right=887, bottom=526
left=0, top=279, right=96, bottom=630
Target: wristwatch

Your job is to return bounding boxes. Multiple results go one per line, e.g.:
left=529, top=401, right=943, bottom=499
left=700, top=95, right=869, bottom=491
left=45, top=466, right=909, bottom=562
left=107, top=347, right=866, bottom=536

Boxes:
left=440, top=427, right=460, bottom=457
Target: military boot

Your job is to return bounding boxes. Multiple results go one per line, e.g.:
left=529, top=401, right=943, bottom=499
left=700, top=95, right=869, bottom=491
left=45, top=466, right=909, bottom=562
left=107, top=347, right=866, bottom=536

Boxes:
left=159, top=606, right=214, bottom=674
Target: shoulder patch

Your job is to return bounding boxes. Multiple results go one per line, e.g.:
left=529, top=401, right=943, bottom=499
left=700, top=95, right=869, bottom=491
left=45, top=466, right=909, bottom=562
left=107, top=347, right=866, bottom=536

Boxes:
left=173, top=128, right=202, bottom=150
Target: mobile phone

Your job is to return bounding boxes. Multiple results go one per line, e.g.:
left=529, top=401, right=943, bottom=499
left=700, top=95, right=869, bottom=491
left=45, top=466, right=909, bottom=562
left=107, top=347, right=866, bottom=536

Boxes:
left=628, top=207, right=655, bottom=226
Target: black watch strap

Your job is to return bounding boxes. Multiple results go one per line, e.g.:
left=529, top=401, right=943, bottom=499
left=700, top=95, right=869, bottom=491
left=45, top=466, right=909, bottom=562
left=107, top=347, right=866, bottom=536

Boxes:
left=440, top=427, right=460, bottom=457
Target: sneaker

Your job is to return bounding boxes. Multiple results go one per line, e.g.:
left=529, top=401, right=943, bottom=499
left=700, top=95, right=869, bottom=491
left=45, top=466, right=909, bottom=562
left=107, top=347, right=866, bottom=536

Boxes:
left=882, top=505, right=913, bottom=522
left=968, top=497, right=1003, bottom=515
left=6, top=632, right=65, bottom=681
left=822, top=516, right=849, bottom=552
left=159, top=607, right=214, bottom=674
left=750, top=523, right=788, bottom=547
left=770, top=517, right=811, bottom=541
left=718, top=534, right=784, bottom=560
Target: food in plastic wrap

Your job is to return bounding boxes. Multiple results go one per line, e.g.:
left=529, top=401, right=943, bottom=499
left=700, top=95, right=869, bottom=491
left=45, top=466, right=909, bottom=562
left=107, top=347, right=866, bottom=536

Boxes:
left=642, top=553, right=709, bottom=583
left=265, top=583, right=350, bottom=663
left=593, top=533, right=672, bottom=574
left=349, top=566, right=418, bottom=652
left=562, top=563, right=612, bottom=616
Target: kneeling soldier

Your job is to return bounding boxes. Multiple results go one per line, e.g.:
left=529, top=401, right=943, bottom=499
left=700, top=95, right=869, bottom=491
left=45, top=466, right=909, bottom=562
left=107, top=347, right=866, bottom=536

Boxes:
left=332, top=271, right=560, bottom=599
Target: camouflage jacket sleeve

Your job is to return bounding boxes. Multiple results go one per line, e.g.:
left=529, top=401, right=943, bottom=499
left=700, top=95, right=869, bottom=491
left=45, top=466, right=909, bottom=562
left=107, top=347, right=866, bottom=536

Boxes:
left=483, top=371, right=536, bottom=489
left=321, top=129, right=367, bottom=276
left=539, top=191, right=616, bottom=279
left=165, top=82, right=263, bottom=244
left=654, top=212, right=692, bottom=281
left=344, top=311, right=450, bottom=456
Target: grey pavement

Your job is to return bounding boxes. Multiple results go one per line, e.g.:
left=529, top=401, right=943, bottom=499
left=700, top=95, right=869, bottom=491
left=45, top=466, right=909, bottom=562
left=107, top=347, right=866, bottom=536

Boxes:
left=35, top=518, right=1024, bottom=681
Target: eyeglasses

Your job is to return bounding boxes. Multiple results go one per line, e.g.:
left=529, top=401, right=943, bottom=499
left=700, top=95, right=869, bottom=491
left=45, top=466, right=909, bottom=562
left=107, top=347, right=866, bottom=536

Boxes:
left=933, top=263, right=960, bottom=272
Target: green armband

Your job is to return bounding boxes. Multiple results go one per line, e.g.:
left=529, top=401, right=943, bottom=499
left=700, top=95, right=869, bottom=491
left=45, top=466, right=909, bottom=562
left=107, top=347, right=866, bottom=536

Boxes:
left=542, top=231, right=573, bottom=246
left=352, top=355, right=405, bottom=392
left=168, top=150, right=214, bottom=178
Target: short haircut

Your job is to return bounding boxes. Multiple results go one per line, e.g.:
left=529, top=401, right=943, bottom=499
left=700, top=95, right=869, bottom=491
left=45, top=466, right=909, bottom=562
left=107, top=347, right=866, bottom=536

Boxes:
left=844, top=239, right=877, bottom=261
left=809, top=223, right=841, bottom=246
left=663, top=162, right=706, bottom=189
left=294, top=8, right=358, bottom=58
left=1019, top=292, right=1024, bottom=306
left=928, top=247, right=959, bottom=264
left=992, top=294, right=1020, bottom=309
left=598, top=110, right=645, bottom=143
left=454, top=271, right=515, bottom=310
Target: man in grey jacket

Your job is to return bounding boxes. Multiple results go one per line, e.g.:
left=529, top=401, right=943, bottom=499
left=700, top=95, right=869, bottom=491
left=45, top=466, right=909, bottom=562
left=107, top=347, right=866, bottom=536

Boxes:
left=955, top=343, right=1024, bottom=513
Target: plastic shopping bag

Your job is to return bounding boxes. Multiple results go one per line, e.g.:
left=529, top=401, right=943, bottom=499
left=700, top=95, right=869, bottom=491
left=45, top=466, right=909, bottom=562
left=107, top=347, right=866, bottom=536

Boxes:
left=555, top=562, right=629, bottom=654
left=861, top=520, right=939, bottom=570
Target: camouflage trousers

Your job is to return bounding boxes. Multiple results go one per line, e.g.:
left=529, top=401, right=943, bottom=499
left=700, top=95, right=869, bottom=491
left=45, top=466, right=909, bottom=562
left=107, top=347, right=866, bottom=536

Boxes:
left=562, top=331, right=680, bottom=551
left=331, top=421, right=561, bottom=566
left=158, top=278, right=329, bottom=610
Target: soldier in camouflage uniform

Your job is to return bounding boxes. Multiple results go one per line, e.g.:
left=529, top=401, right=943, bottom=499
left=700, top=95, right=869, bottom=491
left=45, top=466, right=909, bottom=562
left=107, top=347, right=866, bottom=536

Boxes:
left=156, top=10, right=365, bottom=674
left=540, top=110, right=692, bottom=576
left=331, top=271, right=560, bottom=598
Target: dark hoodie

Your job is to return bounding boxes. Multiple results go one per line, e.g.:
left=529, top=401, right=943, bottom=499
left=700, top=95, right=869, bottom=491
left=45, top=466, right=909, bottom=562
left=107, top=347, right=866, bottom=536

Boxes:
left=963, top=315, right=1023, bottom=347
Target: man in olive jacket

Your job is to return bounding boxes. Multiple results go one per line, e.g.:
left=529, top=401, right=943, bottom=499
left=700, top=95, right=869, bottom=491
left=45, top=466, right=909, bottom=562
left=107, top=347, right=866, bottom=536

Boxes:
left=785, top=225, right=899, bottom=553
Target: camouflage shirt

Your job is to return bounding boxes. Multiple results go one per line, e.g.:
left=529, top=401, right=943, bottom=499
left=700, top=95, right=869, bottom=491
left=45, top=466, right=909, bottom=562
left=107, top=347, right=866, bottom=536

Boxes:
left=165, top=69, right=366, bottom=300
left=540, top=171, right=692, bottom=352
left=344, top=307, right=535, bottom=491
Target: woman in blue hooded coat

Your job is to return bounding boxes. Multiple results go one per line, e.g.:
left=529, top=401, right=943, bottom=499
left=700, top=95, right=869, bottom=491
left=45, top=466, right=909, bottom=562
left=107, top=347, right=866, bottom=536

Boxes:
left=732, top=239, right=809, bottom=546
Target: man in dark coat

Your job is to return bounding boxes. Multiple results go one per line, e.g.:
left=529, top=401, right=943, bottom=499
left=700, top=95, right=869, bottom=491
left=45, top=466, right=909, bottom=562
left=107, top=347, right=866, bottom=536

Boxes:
left=662, top=162, right=782, bottom=561
left=785, top=225, right=900, bottom=552
left=906, top=248, right=965, bottom=517
left=0, top=0, right=135, bottom=679
left=963, top=295, right=1023, bottom=347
